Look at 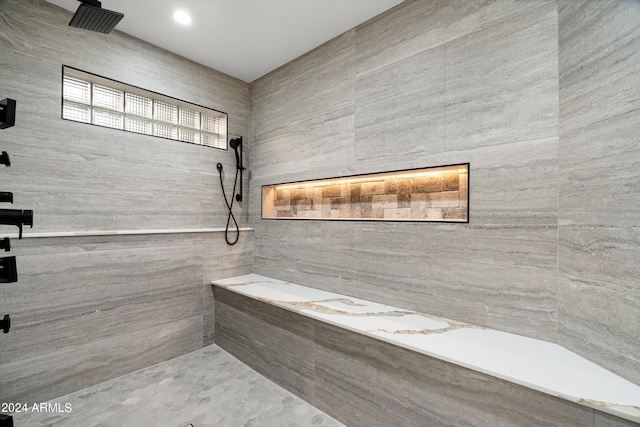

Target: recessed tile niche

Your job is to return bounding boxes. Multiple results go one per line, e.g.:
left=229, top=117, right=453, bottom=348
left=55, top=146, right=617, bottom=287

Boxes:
left=262, top=164, right=469, bottom=222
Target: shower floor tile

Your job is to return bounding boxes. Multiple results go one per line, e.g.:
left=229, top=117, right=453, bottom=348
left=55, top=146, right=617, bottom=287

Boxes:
left=11, top=345, right=345, bottom=427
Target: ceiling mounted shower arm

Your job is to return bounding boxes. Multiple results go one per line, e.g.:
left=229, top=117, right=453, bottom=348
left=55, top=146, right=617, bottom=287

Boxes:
left=80, top=0, right=102, bottom=7
left=69, top=0, right=124, bottom=34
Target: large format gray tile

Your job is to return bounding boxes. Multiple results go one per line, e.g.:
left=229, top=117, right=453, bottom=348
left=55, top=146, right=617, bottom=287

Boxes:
left=352, top=221, right=558, bottom=341
left=355, top=0, right=555, bottom=77
left=197, top=64, right=249, bottom=139
left=250, top=31, right=355, bottom=181
left=558, top=232, right=640, bottom=386
left=0, top=0, right=254, bottom=410
left=0, top=231, right=254, bottom=403
left=559, top=110, right=640, bottom=228
left=0, top=0, right=221, bottom=109
left=0, top=244, right=201, bottom=363
left=12, top=345, right=344, bottom=427
left=214, top=288, right=637, bottom=425
left=556, top=114, right=640, bottom=383
left=558, top=10, right=640, bottom=385
left=353, top=135, right=559, bottom=226
left=314, top=321, right=595, bottom=427
left=253, top=220, right=356, bottom=296
left=465, top=136, right=559, bottom=226
left=444, top=3, right=559, bottom=150
left=202, top=232, right=254, bottom=346
left=247, top=0, right=564, bottom=350
left=559, top=0, right=640, bottom=133
left=250, top=131, right=559, bottom=341
left=595, top=411, right=640, bottom=427
left=0, top=50, right=238, bottom=233
left=355, top=46, right=445, bottom=163
left=2, top=316, right=202, bottom=404
left=559, top=225, right=640, bottom=292
left=0, top=0, right=249, bottom=233
left=214, top=287, right=316, bottom=401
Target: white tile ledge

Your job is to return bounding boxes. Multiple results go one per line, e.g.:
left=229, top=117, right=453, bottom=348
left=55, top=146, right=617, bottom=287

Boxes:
left=5, top=227, right=254, bottom=239
left=212, top=273, right=640, bottom=423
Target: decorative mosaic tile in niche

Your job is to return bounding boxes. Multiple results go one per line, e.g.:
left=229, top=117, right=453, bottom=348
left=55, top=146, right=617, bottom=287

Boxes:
left=262, top=164, right=469, bottom=222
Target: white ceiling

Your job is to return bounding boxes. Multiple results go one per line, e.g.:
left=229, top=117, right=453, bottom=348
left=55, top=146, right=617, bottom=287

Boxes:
left=45, top=0, right=404, bottom=83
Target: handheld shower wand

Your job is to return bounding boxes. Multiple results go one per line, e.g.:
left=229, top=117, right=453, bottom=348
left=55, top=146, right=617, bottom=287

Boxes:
left=229, top=137, right=244, bottom=202
left=217, top=137, right=244, bottom=245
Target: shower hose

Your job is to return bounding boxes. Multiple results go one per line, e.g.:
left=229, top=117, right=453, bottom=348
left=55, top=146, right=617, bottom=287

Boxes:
left=217, top=162, right=240, bottom=245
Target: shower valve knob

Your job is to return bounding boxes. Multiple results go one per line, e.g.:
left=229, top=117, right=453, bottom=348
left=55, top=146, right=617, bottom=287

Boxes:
left=1, top=314, right=10, bottom=333
left=0, top=256, right=17, bottom=282
left=0, top=192, right=13, bottom=203
left=0, top=98, right=16, bottom=130
left=0, top=151, right=10, bottom=167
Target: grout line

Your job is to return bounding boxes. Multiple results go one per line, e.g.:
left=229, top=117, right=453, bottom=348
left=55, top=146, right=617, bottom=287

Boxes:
left=443, top=43, right=447, bottom=153
left=555, top=0, right=561, bottom=343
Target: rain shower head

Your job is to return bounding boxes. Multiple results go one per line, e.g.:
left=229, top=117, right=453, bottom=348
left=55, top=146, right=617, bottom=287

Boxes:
left=69, top=0, right=124, bottom=34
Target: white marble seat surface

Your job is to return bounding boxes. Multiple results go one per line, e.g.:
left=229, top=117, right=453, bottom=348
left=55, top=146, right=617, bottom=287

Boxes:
left=213, top=274, right=640, bottom=423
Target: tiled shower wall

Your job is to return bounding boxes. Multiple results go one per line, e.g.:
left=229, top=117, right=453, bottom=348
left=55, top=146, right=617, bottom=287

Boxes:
left=557, top=0, right=640, bottom=387
left=0, top=0, right=251, bottom=402
left=250, top=0, right=640, bottom=386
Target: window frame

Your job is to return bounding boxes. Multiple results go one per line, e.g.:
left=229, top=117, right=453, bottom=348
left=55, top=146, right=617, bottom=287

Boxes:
left=61, top=65, right=228, bottom=150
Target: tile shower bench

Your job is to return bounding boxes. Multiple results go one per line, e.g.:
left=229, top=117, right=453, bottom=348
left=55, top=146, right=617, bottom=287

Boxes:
left=212, top=274, right=640, bottom=426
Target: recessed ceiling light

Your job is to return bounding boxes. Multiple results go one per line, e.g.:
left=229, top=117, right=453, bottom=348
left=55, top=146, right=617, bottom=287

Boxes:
left=173, top=10, right=191, bottom=25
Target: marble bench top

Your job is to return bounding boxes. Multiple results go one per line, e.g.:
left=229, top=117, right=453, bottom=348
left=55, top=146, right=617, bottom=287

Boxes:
left=212, top=274, right=640, bottom=423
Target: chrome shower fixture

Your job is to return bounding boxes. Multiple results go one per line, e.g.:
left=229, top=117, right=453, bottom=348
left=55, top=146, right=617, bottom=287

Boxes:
left=69, top=0, right=124, bottom=34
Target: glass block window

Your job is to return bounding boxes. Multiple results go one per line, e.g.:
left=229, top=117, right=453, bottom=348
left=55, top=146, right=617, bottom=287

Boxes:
left=93, top=109, right=123, bottom=129
left=62, top=103, right=90, bottom=123
left=93, top=84, right=123, bottom=111
left=63, top=76, right=91, bottom=104
left=154, top=101, right=178, bottom=124
left=179, top=128, right=199, bottom=143
left=154, top=123, right=177, bottom=140
left=125, top=116, right=152, bottom=135
left=62, top=66, right=228, bottom=149
left=179, top=107, right=200, bottom=129
left=201, top=132, right=221, bottom=148
left=125, top=93, right=152, bottom=118
left=200, top=113, right=227, bottom=149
